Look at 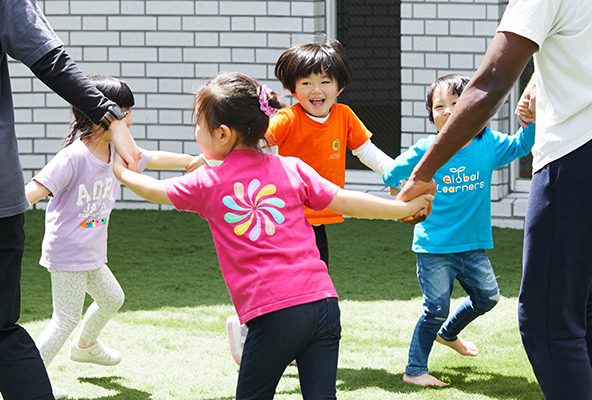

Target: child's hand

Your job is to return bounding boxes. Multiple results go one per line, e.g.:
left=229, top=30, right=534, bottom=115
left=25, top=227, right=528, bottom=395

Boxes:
left=397, top=177, right=436, bottom=225
left=516, top=97, right=535, bottom=125
left=388, top=179, right=407, bottom=197
left=185, top=154, right=208, bottom=172
left=402, top=193, right=434, bottom=224
left=515, top=76, right=536, bottom=127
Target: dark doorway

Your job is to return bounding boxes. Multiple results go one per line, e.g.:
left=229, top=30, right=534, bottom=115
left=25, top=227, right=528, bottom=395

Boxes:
left=337, top=0, right=401, bottom=169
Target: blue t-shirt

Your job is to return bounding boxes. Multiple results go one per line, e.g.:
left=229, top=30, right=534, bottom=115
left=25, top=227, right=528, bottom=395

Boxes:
left=0, top=0, right=62, bottom=218
left=383, top=124, right=535, bottom=254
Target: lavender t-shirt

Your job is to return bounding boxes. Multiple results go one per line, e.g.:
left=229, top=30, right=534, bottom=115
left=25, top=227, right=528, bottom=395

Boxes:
left=165, top=150, right=340, bottom=324
left=34, top=139, right=149, bottom=271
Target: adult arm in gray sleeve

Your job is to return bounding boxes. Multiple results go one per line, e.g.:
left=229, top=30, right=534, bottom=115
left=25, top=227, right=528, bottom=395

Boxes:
left=29, top=46, right=113, bottom=124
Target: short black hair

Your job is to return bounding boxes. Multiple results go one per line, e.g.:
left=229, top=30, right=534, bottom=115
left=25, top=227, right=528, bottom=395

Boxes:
left=426, top=74, right=487, bottom=139
left=274, top=41, right=352, bottom=93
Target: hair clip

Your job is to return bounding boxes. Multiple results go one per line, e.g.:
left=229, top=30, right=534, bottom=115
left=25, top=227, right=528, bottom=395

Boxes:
left=258, top=85, right=275, bottom=116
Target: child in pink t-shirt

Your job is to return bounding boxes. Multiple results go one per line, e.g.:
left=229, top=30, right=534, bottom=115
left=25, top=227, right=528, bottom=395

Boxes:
left=113, top=71, right=432, bottom=399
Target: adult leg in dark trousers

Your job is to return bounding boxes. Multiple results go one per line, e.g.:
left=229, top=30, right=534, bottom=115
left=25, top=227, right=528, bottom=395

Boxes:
left=519, top=140, right=592, bottom=400
left=313, top=225, right=329, bottom=267
left=0, top=213, right=54, bottom=400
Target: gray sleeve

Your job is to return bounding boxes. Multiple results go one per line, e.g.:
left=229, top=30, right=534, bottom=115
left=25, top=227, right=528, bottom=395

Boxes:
left=0, top=0, right=63, bottom=66
left=30, top=47, right=114, bottom=125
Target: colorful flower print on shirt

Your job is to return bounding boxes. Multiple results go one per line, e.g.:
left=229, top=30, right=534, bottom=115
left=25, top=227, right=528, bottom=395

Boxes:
left=223, top=179, right=286, bottom=241
left=80, top=218, right=108, bottom=228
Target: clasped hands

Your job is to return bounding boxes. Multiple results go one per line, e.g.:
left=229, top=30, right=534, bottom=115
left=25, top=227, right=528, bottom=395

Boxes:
left=392, top=177, right=436, bottom=225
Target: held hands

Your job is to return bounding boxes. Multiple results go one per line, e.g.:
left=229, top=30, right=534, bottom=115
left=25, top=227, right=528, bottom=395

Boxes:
left=516, top=76, right=536, bottom=128
left=396, top=176, right=437, bottom=225
left=516, top=96, right=535, bottom=126
left=405, top=193, right=435, bottom=221
left=185, top=154, right=208, bottom=172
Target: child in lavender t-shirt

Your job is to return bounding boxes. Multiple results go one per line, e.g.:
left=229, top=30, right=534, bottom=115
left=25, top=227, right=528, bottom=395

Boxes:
left=113, top=72, right=433, bottom=399
left=33, top=138, right=149, bottom=271
left=24, top=75, right=202, bottom=397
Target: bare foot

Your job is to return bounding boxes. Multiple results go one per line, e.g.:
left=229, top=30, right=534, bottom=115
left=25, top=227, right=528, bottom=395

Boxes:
left=403, top=373, right=449, bottom=387
left=436, top=334, right=479, bottom=356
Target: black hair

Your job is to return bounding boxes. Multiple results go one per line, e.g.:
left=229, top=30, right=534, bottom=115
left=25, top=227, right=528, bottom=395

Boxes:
left=274, top=41, right=352, bottom=94
left=194, top=72, right=286, bottom=150
left=64, top=75, right=134, bottom=147
left=426, top=74, right=487, bottom=139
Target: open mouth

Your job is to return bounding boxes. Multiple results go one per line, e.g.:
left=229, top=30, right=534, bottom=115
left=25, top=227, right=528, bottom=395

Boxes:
left=310, top=98, right=325, bottom=107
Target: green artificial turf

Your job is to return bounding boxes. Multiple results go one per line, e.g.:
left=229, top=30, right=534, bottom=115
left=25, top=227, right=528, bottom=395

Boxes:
left=15, top=209, right=542, bottom=399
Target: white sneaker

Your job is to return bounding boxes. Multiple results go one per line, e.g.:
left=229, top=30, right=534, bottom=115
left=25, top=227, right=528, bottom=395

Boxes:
left=69, top=339, right=121, bottom=366
left=52, top=384, right=68, bottom=399
left=226, top=315, right=248, bottom=365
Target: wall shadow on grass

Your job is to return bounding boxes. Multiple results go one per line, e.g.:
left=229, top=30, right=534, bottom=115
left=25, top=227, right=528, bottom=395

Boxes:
left=331, top=366, right=543, bottom=399
left=76, top=376, right=152, bottom=400
left=21, top=209, right=525, bottom=323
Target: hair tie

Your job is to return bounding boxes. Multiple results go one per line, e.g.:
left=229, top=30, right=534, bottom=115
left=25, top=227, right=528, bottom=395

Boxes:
left=258, top=85, right=275, bottom=116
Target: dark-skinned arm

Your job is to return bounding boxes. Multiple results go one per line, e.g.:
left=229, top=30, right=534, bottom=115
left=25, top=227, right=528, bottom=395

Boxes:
left=398, top=32, right=539, bottom=211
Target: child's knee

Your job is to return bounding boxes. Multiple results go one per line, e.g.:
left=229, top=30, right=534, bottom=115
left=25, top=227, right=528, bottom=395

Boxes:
left=112, top=291, right=125, bottom=311
left=97, top=290, right=124, bottom=312
left=478, top=291, right=500, bottom=314
left=53, top=309, right=81, bottom=333
left=423, top=299, right=450, bottom=322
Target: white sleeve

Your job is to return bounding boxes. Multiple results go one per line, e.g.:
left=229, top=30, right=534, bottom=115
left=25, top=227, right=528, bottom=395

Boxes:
left=351, top=139, right=394, bottom=174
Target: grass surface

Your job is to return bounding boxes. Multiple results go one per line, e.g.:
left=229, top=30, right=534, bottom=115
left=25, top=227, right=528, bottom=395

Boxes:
left=17, top=209, right=543, bottom=399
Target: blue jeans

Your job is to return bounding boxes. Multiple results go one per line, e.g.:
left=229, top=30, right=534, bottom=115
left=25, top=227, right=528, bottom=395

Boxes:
left=406, top=250, right=500, bottom=376
left=236, top=298, right=341, bottom=400
left=520, top=139, right=592, bottom=400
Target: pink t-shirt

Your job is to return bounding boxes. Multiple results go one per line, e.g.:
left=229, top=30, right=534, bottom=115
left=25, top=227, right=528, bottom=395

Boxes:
left=34, top=139, right=149, bottom=271
left=165, top=150, right=340, bottom=324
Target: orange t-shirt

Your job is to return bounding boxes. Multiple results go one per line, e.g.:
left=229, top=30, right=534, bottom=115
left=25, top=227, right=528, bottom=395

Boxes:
left=265, top=103, right=372, bottom=225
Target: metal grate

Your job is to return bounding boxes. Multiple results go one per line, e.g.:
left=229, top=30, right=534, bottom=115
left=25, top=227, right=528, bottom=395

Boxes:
left=337, top=0, right=401, bottom=170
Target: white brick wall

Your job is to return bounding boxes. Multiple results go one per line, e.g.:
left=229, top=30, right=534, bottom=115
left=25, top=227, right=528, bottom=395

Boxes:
left=400, top=0, right=525, bottom=228
left=12, top=0, right=526, bottom=227
left=10, top=0, right=324, bottom=209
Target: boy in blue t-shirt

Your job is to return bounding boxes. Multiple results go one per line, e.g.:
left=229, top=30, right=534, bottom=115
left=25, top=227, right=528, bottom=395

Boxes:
left=383, top=74, right=535, bottom=387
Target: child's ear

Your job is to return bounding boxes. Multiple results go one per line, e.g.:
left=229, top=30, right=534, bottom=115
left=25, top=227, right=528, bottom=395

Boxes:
left=216, top=124, right=234, bottom=145
left=336, top=87, right=345, bottom=97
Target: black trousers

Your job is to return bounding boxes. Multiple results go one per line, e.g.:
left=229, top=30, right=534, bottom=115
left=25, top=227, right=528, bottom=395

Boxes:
left=312, top=224, right=329, bottom=267
left=519, top=139, right=592, bottom=400
left=0, top=213, right=53, bottom=400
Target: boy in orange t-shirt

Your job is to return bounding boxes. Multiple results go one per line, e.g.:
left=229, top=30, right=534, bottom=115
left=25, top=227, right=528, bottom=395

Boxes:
left=266, top=41, right=393, bottom=266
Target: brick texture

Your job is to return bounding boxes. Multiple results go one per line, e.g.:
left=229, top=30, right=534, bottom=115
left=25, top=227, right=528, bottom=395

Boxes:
left=11, top=0, right=323, bottom=209
left=12, top=0, right=524, bottom=227
left=400, top=0, right=525, bottom=227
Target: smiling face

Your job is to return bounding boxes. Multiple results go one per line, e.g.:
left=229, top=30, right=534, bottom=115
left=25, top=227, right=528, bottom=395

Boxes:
left=291, top=71, right=344, bottom=118
left=431, top=85, right=459, bottom=132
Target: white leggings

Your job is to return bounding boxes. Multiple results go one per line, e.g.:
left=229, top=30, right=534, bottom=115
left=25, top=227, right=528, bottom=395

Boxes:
left=36, top=265, right=124, bottom=367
